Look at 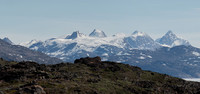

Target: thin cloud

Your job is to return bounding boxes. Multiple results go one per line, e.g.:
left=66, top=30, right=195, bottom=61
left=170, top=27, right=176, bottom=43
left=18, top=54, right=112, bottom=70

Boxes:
left=193, top=8, right=200, bottom=11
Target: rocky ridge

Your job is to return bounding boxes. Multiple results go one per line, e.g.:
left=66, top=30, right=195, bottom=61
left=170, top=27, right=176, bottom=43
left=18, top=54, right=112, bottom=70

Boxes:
left=0, top=57, right=200, bottom=94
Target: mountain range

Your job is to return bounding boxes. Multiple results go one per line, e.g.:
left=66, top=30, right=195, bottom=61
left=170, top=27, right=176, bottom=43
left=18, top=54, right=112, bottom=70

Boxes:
left=21, top=29, right=190, bottom=62
left=0, top=38, right=62, bottom=64
left=19, top=29, right=199, bottom=78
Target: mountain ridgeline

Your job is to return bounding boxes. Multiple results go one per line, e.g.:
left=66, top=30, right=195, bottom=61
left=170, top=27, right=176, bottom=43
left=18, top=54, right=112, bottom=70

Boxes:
left=156, top=31, right=190, bottom=47
left=19, top=29, right=199, bottom=78
left=0, top=38, right=62, bottom=64
left=89, top=29, right=107, bottom=38
left=2, top=37, right=13, bottom=45
left=1, top=57, right=200, bottom=94
left=21, top=30, right=189, bottom=62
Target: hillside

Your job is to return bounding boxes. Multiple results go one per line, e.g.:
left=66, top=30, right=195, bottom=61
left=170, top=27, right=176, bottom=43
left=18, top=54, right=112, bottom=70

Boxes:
left=0, top=39, right=62, bottom=64
left=0, top=57, right=200, bottom=94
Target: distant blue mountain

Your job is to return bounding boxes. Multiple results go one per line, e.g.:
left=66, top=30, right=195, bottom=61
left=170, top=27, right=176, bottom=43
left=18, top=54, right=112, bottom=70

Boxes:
left=2, top=37, right=13, bottom=44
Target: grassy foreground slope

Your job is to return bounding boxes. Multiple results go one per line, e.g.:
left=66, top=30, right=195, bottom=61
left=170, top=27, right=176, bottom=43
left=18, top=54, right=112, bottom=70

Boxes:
left=0, top=57, right=200, bottom=94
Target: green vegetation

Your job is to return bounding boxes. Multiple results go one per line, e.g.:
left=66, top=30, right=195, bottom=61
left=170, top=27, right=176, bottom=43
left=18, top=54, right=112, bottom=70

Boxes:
left=0, top=57, right=200, bottom=94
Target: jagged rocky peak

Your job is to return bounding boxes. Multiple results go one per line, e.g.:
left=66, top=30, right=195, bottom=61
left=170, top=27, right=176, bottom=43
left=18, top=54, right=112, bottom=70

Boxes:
left=157, top=30, right=190, bottom=47
left=164, top=30, right=177, bottom=40
left=89, top=29, right=107, bottom=38
left=65, top=31, right=85, bottom=39
left=2, top=37, right=13, bottom=44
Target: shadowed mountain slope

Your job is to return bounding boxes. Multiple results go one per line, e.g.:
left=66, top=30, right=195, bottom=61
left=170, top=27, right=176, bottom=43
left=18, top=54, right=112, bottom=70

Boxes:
left=0, top=39, right=62, bottom=64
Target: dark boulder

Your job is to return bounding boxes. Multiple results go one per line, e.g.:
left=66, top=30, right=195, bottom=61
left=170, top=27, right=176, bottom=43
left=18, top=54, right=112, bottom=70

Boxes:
left=12, top=61, right=40, bottom=69
left=74, top=56, right=101, bottom=64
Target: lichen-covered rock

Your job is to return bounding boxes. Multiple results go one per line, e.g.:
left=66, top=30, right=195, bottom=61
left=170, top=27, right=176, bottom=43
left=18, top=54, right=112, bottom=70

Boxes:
left=0, top=91, right=4, bottom=94
left=18, top=82, right=46, bottom=94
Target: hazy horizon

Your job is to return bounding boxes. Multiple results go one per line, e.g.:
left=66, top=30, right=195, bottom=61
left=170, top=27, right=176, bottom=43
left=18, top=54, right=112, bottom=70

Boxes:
left=0, top=0, right=200, bottom=47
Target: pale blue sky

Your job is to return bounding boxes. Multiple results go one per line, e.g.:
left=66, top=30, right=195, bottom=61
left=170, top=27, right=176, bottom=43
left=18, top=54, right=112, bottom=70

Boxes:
left=0, top=0, right=200, bottom=47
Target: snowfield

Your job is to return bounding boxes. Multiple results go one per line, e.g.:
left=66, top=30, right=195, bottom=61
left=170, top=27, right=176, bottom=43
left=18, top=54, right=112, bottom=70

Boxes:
left=20, top=30, right=191, bottom=62
left=184, top=78, right=200, bottom=82
left=18, top=29, right=200, bottom=78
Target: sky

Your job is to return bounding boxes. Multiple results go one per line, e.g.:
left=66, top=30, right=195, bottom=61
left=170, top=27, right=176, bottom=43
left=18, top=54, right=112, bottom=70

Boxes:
left=0, top=0, right=200, bottom=47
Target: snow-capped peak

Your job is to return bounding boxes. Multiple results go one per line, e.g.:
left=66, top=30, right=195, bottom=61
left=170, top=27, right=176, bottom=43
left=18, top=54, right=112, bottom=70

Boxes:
left=20, top=39, right=40, bottom=47
left=164, top=30, right=177, bottom=40
left=65, top=31, right=85, bottom=39
left=29, top=39, right=38, bottom=44
left=89, top=29, right=107, bottom=38
left=2, top=37, right=13, bottom=44
left=156, top=30, right=190, bottom=47
left=131, top=31, right=149, bottom=38
left=124, top=31, right=160, bottom=50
